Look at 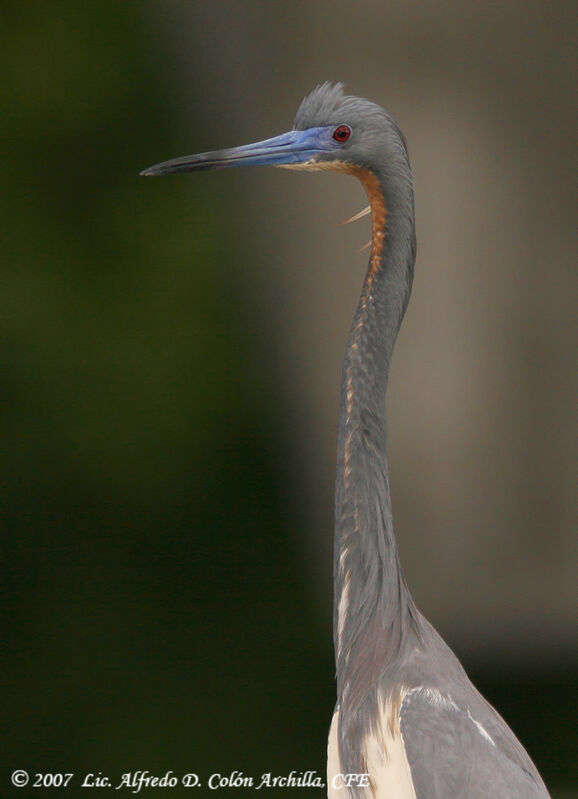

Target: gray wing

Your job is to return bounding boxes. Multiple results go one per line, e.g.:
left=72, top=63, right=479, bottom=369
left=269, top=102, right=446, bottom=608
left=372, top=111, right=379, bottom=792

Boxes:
left=399, top=689, right=550, bottom=799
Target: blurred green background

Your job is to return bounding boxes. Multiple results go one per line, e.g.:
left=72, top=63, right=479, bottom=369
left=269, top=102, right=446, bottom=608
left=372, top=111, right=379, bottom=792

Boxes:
left=2, top=2, right=576, bottom=797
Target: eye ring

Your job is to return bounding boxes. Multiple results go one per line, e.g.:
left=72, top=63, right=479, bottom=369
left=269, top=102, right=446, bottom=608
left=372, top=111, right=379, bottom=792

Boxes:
left=332, top=124, right=352, bottom=143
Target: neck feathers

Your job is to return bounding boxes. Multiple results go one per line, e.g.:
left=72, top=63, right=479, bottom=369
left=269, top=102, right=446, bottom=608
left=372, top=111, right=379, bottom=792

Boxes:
left=334, top=167, right=419, bottom=714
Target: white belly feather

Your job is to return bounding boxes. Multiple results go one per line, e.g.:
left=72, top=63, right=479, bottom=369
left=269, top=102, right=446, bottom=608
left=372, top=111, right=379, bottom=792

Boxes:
left=327, top=692, right=417, bottom=799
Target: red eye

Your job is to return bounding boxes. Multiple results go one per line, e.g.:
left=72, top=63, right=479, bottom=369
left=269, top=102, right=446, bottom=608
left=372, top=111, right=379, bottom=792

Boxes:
left=332, top=124, right=351, bottom=143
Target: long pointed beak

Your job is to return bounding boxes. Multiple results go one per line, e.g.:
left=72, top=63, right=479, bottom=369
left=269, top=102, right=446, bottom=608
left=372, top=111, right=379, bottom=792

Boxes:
left=140, top=127, right=332, bottom=177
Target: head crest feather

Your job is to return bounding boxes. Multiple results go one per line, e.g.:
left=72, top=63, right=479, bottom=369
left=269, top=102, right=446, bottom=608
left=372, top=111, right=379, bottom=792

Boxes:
left=294, top=82, right=348, bottom=130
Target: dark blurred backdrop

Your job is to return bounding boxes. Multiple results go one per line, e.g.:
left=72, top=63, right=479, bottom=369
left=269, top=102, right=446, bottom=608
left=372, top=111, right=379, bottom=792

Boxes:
left=2, top=2, right=576, bottom=797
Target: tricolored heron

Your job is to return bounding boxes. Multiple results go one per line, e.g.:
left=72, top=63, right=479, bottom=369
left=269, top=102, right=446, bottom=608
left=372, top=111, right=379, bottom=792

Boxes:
left=142, top=83, right=550, bottom=798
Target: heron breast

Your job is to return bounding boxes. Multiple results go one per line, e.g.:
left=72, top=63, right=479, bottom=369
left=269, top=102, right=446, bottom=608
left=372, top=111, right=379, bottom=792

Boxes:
left=327, top=694, right=417, bottom=799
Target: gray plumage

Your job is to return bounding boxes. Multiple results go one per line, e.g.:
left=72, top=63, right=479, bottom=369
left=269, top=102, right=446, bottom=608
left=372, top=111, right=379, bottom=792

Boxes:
left=141, top=82, right=550, bottom=799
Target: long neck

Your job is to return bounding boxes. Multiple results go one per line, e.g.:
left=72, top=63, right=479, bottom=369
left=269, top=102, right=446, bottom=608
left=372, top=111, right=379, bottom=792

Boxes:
left=334, top=169, right=420, bottom=710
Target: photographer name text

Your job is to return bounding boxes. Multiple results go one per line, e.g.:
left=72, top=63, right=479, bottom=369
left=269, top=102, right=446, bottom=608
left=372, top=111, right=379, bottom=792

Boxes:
left=11, top=769, right=370, bottom=792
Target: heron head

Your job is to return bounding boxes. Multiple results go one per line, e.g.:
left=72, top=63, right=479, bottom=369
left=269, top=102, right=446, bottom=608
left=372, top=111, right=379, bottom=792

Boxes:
left=140, top=83, right=409, bottom=183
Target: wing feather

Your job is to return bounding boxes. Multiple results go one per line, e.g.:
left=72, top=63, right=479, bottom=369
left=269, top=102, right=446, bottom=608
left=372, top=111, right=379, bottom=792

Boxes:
left=399, top=689, right=550, bottom=799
